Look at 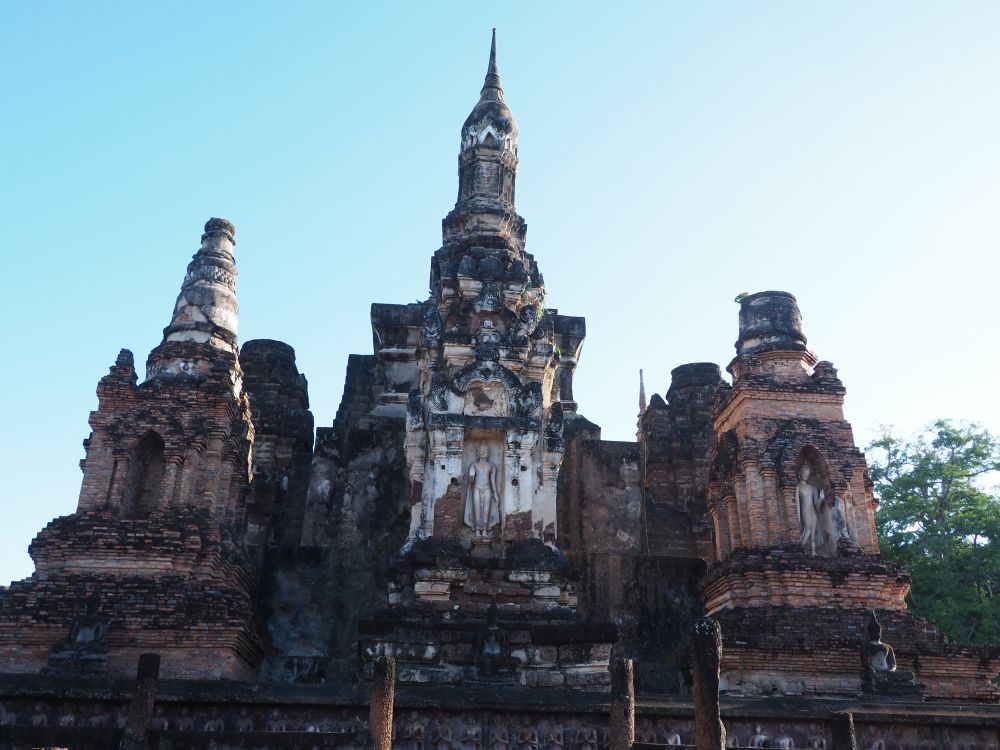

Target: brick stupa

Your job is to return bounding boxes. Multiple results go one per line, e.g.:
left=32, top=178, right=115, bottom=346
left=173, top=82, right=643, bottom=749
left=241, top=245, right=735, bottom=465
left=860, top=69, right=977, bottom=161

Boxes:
left=0, top=218, right=263, bottom=680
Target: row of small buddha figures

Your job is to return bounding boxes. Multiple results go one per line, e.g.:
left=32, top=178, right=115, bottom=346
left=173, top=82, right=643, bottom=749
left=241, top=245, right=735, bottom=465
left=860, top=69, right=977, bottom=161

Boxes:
left=393, top=715, right=819, bottom=750
left=394, top=716, right=996, bottom=750
left=830, top=726, right=997, bottom=750
left=720, top=724, right=823, bottom=749
left=393, top=713, right=606, bottom=750
left=0, top=705, right=610, bottom=743
left=734, top=723, right=999, bottom=750
left=0, top=702, right=363, bottom=732
left=2, top=702, right=993, bottom=748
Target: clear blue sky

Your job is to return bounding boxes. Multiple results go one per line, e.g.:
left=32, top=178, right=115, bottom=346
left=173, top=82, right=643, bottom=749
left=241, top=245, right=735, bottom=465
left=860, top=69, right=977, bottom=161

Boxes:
left=2, top=2, right=999, bottom=583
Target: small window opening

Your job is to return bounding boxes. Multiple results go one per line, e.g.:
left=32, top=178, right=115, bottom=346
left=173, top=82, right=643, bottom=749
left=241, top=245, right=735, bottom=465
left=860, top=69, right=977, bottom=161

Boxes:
left=124, top=431, right=165, bottom=517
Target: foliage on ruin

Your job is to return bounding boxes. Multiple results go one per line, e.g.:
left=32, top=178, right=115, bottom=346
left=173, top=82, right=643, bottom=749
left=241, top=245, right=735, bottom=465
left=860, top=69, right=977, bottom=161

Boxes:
left=867, top=420, right=1000, bottom=644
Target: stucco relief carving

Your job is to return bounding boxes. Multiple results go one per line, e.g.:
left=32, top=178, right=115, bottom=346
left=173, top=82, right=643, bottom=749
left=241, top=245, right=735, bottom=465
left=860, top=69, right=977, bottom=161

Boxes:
left=421, top=306, right=443, bottom=347
left=453, top=358, right=521, bottom=402
left=182, top=264, right=235, bottom=288
left=518, top=381, right=543, bottom=419
left=474, top=320, right=503, bottom=360
left=544, top=402, right=564, bottom=451
left=474, top=282, right=503, bottom=313
left=429, top=372, right=455, bottom=413
left=510, top=304, right=539, bottom=343
left=464, top=382, right=509, bottom=417
left=407, top=391, right=424, bottom=429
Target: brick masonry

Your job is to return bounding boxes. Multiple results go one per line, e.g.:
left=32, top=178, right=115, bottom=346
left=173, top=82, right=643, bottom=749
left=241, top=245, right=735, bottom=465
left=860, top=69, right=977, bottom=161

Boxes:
left=0, top=36, right=999, bottom=748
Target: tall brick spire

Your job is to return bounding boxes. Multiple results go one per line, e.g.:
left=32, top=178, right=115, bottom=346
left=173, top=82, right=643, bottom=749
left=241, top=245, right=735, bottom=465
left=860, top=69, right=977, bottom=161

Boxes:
left=443, top=30, right=524, bottom=252
left=146, top=218, right=241, bottom=383
left=638, top=369, right=647, bottom=414
left=162, top=218, right=239, bottom=352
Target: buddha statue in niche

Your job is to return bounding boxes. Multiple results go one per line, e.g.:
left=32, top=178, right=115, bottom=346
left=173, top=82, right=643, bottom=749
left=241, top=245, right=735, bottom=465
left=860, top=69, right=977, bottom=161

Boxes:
left=464, top=441, right=500, bottom=537
left=797, top=462, right=827, bottom=555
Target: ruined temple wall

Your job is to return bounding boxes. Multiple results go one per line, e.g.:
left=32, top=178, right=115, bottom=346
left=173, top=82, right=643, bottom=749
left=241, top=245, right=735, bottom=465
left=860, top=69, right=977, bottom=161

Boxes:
left=556, top=435, right=706, bottom=693
left=600, top=555, right=705, bottom=694
left=267, top=424, right=409, bottom=682
left=260, top=354, right=412, bottom=684
left=557, top=438, right=642, bottom=561
left=239, top=340, right=315, bottom=552
left=5, top=507, right=263, bottom=682
left=700, top=551, right=911, bottom=613
left=0, top=569, right=262, bottom=680
left=556, top=431, right=708, bottom=619
left=4, top=679, right=998, bottom=750
left=715, top=605, right=1000, bottom=701
left=637, top=364, right=721, bottom=562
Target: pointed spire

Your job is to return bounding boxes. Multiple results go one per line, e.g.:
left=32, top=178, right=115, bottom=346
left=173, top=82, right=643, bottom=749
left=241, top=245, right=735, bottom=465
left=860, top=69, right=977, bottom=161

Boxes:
left=146, top=218, right=242, bottom=383
left=448, top=30, right=523, bottom=249
left=488, top=28, right=498, bottom=75
left=480, top=28, right=504, bottom=101
left=639, top=369, right=647, bottom=414
left=162, top=218, right=239, bottom=352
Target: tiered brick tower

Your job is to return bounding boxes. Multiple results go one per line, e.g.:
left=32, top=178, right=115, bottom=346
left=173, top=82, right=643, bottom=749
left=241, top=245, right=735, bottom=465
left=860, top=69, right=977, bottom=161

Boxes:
left=397, top=29, right=575, bottom=549
left=358, top=31, right=614, bottom=689
left=702, top=291, right=1000, bottom=700
left=0, top=218, right=263, bottom=680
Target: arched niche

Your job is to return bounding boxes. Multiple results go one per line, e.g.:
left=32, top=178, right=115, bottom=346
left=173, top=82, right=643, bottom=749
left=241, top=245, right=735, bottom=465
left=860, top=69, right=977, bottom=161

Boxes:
left=123, top=431, right=165, bottom=518
left=461, top=430, right=505, bottom=543
left=792, top=445, right=834, bottom=495
left=792, top=446, right=839, bottom=556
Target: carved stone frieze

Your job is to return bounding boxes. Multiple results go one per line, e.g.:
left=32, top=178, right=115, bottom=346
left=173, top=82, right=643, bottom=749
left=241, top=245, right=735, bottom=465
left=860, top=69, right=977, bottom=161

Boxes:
left=422, top=307, right=443, bottom=348
left=510, top=304, right=539, bottom=344
left=474, top=281, right=503, bottom=313
left=453, top=359, right=521, bottom=400
left=544, top=403, right=564, bottom=452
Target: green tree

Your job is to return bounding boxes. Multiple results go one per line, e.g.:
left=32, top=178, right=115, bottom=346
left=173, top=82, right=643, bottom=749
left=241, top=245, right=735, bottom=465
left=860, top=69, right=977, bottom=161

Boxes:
left=866, top=420, right=1000, bottom=644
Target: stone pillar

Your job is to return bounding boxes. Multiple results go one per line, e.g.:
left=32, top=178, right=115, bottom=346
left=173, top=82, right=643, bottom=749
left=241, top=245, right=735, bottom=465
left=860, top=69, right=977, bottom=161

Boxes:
left=830, top=712, right=856, bottom=750
left=517, top=440, right=535, bottom=514
left=745, top=465, right=768, bottom=546
left=610, top=658, right=635, bottom=750
left=782, top=484, right=799, bottom=540
left=691, top=618, right=725, bottom=750
left=726, top=494, right=743, bottom=551
left=504, top=433, right=523, bottom=518
left=370, top=655, right=396, bottom=750
left=761, top=468, right=781, bottom=541
left=558, top=358, right=577, bottom=408
left=537, top=458, right=560, bottom=540
left=108, top=449, right=131, bottom=511
left=160, top=459, right=181, bottom=510
left=174, top=443, right=202, bottom=506
left=196, top=436, right=225, bottom=512
left=119, top=653, right=160, bottom=750
left=422, top=437, right=450, bottom=537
